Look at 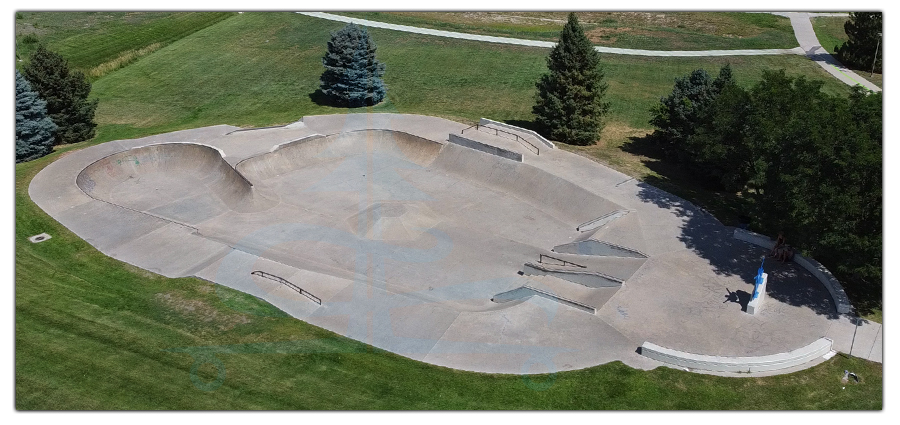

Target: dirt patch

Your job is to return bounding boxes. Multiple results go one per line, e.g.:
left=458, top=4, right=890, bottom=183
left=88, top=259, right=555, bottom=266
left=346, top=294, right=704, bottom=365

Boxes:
left=155, top=291, right=250, bottom=331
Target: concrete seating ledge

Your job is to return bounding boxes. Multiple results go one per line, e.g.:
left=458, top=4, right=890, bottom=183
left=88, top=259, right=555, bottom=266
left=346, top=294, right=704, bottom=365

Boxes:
left=640, top=337, right=833, bottom=373
left=733, top=228, right=851, bottom=314
left=479, top=118, right=555, bottom=149
left=448, top=133, right=523, bottom=162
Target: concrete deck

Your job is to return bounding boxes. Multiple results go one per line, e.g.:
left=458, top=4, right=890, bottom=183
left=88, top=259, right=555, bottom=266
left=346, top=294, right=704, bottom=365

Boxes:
left=29, top=113, right=877, bottom=375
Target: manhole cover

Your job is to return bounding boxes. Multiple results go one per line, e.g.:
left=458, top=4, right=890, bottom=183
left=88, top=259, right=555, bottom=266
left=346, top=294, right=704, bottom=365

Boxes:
left=28, top=233, right=51, bottom=243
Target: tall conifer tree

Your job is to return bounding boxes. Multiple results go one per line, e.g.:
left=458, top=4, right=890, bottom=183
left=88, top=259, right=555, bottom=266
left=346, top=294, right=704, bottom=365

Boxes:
left=533, top=13, right=609, bottom=146
left=320, top=24, right=386, bottom=107
left=16, top=70, right=57, bottom=163
left=23, top=45, right=97, bottom=145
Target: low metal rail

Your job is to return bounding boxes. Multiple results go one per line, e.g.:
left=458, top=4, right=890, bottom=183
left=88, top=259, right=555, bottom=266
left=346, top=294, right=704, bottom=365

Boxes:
left=461, top=124, right=540, bottom=155
left=251, top=270, right=322, bottom=305
left=538, top=254, right=586, bottom=269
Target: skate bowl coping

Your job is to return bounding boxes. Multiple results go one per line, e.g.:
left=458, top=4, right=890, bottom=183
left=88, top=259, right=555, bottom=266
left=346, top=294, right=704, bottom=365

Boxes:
left=733, top=228, right=851, bottom=314
left=640, top=337, right=834, bottom=373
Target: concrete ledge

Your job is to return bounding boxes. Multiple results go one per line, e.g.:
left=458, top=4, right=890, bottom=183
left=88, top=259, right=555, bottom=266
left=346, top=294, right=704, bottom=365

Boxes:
left=640, top=337, right=833, bottom=373
left=732, top=228, right=851, bottom=314
left=793, top=254, right=851, bottom=314
left=732, top=227, right=776, bottom=250
left=448, top=133, right=523, bottom=162
left=479, top=118, right=555, bottom=149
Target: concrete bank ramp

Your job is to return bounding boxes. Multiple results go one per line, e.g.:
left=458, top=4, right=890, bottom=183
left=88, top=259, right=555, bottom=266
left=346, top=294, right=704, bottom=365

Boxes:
left=552, top=239, right=648, bottom=258
left=236, top=130, right=443, bottom=181
left=76, top=143, right=276, bottom=222
left=431, top=143, right=622, bottom=227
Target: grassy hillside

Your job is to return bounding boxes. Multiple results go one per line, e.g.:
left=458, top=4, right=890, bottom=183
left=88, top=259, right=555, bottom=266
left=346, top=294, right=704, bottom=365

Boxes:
left=15, top=12, right=235, bottom=79
left=89, top=12, right=848, bottom=142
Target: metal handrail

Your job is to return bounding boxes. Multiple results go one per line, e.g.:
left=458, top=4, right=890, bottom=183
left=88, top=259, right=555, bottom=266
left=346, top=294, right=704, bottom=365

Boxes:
left=461, top=124, right=540, bottom=155
left=251, top=270, right=322, bottom=305
left=538, top=254, right=586, bottom=269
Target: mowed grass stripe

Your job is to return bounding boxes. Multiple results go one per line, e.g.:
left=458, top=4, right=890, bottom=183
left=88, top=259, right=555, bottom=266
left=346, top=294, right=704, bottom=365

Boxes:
left=15, top=12, right=235, bottom=75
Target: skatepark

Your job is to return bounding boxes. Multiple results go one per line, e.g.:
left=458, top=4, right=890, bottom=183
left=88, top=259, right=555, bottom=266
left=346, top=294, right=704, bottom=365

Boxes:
left=29, top=112, right=879, bottom=375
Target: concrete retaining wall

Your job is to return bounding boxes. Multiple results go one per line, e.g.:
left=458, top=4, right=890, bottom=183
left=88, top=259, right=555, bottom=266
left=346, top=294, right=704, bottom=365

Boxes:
left=448, top=133, right=523, bottom=162
left=479, top=118, right=555, bottom=149
left=732, top=228, right=851, bottom=314
left=641, top=337, right=833, bottom=373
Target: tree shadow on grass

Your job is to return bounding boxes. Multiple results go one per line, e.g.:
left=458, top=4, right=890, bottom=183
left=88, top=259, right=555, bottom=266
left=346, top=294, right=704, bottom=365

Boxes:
left=625, top=131, right=841, bottom=319
left=502, top=119, right=540, bottom=133
left=308, top=89, right=331, bottom=107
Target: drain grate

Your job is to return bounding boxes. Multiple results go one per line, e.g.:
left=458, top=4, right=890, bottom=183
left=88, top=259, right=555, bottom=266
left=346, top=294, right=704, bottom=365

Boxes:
left=28, top=233, right=51, bottom=243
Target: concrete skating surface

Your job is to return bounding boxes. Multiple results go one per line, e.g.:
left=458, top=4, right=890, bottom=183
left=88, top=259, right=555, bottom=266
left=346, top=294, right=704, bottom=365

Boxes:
left=29, top=113, right=878, bottom=375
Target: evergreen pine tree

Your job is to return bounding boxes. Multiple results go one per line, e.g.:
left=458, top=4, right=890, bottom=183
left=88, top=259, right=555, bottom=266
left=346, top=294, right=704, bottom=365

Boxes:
left=320, top=24, right=386, bottom=107
left=23, top=45, right=98, bottom=145
left=16, top=70, right=57, bottom=163
left=835, top=12, right=882, bottom=73
left=533, top=13, right=609, bottom=146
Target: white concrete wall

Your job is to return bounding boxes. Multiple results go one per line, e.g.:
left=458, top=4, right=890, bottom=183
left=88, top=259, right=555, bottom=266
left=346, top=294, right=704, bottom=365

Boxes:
left=733, top=229, right=851, bottom=314
left=641, top=337, right=833, bottom=373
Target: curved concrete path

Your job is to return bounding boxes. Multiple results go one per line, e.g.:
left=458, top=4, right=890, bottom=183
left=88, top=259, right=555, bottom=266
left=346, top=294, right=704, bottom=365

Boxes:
left=299, top=11, right=880, bottom=91
left=299, top=12, right=804, bottom=57
left=31, top=113, right=866, bottom=377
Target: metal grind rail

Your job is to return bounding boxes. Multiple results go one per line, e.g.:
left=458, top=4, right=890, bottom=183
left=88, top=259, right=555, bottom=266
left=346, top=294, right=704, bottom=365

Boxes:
left=251, top=270, right=322, bottom=305
left=538, top=254, right=586, bottom=268
left=461, top=124, right=540, bottom=155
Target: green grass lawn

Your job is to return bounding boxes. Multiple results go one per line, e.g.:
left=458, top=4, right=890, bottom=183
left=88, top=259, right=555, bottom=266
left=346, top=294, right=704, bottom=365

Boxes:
left=332, top=11, right=799, bottom=51
left=811, top=16, right=882, bottom=88
left=15, top=11, right=882, bottom=409
left=89, top=12, right=847, bottom=139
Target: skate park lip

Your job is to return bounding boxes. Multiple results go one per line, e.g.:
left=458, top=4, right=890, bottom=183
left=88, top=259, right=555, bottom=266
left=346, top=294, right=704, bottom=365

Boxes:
left=29, top=113, right=847, bottom=376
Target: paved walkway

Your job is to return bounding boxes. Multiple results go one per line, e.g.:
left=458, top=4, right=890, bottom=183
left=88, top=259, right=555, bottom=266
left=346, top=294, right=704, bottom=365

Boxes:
left=779, top=12, right=881, bottom=92
left=299, top=11, right=880, bottom=91
left=299, top=12, right=804, bottom=57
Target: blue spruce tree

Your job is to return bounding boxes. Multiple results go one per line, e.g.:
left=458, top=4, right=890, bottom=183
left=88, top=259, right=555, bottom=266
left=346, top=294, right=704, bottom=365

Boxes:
left=320, top=24, right=386, bottom=107
left=16, top=70, right=57, bottom=163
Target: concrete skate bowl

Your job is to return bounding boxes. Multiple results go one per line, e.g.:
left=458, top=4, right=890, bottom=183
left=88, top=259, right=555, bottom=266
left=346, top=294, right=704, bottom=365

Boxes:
left=71, top=128, right=644, bottom=315
left=227, top=129, right=640, bottom=312
left=76, top=143, right=277, bottom=224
